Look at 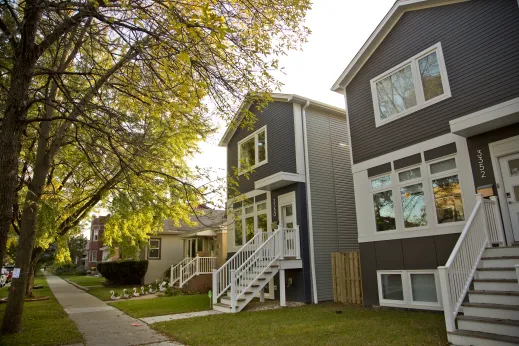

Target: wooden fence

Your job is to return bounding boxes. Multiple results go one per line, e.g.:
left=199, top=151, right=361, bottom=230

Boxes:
left=331, top=251, right=363, bottom=304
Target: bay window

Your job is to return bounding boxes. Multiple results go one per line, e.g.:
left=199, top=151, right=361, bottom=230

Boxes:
left=238, top=126, right=267, bottom=172
left=371, top=42, right=451, bottom=127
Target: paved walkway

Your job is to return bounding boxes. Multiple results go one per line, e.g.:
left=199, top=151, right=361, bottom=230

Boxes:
left=46, top=275, right=180, bottom=346
left=141, top=310, right=223, bottom=324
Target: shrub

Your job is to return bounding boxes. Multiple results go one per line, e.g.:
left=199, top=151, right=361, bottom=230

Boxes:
left=97, top=260, right=148, bottom=285
left=51, top=263, right=76, bottom=275
left=75, top=265, right=87, bottom=275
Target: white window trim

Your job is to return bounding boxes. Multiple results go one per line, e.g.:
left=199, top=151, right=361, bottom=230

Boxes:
left=148, top=238, right=161, bottom=259
left=371, top=42, right=452, bottom=127
left=233, top=199, right=269, bottom=247
left=397, top=165, right=429, bottom=232
left=237, top=125, right=268, bottom=174
left=427, top=155, right=467, bottom=228
left=377, top=270, right=442, bottom=310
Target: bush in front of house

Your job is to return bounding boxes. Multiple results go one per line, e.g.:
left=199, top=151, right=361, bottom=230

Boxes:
left=97, top=260, right=148, bottom=285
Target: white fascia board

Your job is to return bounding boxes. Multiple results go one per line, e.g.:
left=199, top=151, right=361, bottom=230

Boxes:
left=449, top=97, right=519, bottom=137
left=254, top=172, right=306, bottom=191
left=331, top=0, right=469, bottom=93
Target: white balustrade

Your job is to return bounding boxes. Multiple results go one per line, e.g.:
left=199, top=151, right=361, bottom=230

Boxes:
left=170, top=257, right=192, bottom=286
left=177, top=256, right=217, bottom=287
left=438, top=195, right=489, bottom=332
left=483, top=196, right=505, bottom=246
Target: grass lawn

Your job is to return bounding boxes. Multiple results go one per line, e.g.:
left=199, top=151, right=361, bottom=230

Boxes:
left=0, top=276, right=83, bottom=346
left=59, top=274, right=106, bottom=287
left=152, top=303, right=448, bottom=346
left=111, top=294, right=211, bottom=318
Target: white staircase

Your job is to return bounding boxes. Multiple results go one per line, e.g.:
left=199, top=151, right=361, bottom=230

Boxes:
left=439, top=195, right=519, bottom=345
left=170, top=256, right=217, bottom=288
left=212, top=226, right=300, bottom=313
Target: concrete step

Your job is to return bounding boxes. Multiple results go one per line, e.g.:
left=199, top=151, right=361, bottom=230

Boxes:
left=473, top=279, right=519, bottom=292
left=469, top=290, right=519, bottom=305
left=480, top=256, right=519, bottom=268
left=448, top=330, right=519, bottom=346
left=463, top=303, right=519, bottom=320
left=457, top=315, right=519, bottom=338
left=476, top=267, right=517, bottom=280
left=484, top=247, right=519, bottom=257
left=213, top=303, right=232, bottom=313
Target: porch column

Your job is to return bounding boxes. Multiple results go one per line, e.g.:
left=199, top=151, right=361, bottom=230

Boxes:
left=259, top=288, right=265, bottom=302
left=280, top=269, right=286, bottom=307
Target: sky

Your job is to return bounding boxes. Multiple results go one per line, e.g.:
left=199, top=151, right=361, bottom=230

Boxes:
left=191, top=0, right=395, bottom=178
left=84, top=0, right=395, bottom=237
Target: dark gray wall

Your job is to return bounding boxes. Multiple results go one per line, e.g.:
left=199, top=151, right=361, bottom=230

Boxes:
left=467, top=123, right=519, bottom=197
left=346, top=0, right=519, bottom=164
left=359, top=234, right=460, bottom=306
left=305, top=107, right=359, bottom=301
left=227, top=101, right=296, bottom=195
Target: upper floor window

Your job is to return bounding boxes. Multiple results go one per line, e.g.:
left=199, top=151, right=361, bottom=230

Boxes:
left=371, top=42, right=451, bottom=127
left=93, top=229, right=99, bottom=241
left=238, top=126, right=267, bottom=173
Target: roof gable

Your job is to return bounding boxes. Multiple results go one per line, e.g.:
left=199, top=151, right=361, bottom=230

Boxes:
left=331, top=0, right=469, bottom=93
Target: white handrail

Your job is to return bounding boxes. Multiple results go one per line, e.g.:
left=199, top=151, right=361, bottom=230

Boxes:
left=438, top=195, right=489, bottom=332
left=170, top=257, right=192, bottom=286
left=179, top=256, right=217, bottom=287
left=484, top=197, right=505, bottom=246
left=212, top=230, right=271, bottom=304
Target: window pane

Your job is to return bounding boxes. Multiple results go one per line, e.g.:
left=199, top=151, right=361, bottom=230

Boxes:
left=287, top=222, right=294, bottom=228
left=411, top=274, right=438, bottom=303
left=373, top=190, right=396, bottom=232
left=197, top=240, right=203, bottom=251
left=149, top=249, right=159, bottom=258
left=371, top=175, right=391, bottom=190
left=376, top=65, right=417, bottom=119
left=509, top=158, right=519, bottom=176
left=258, top=130, right=266, bottom=162
left=401, top=183, right=427, bottom=228
left=257, top=213, right=267, bottom=232
left=381, top=274, right=404, bottom=301
left=150, top=240, right=159, bottom=248
left=430, top=158, right=456, bottom=175
left=284, top=205, right=293, bottom=217
left=245, top=217, right=255, bottom=241
left=234, top=213, right=243, bottom=246
left=398, top=167, right=421, bottom=182
left=240, top=137, right=256, bottom=168
left=257, top=202, right=267, bottom=212
left=433, top=175, right=465, bottom=224
left=245, top=206, right=254, bottom=214
left=419, top=52, right=444, bottom=101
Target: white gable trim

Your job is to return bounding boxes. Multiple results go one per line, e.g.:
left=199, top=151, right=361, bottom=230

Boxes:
left=331, top=0, right=469, bottom=93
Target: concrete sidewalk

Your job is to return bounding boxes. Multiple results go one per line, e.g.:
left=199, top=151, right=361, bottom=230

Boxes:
left=46, top=275, right=180, bottom=346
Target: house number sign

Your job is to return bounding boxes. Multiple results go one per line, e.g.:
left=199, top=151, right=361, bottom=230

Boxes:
left=477, top=149, right=486, bottom=178
left=272, top=198, right=277, bottom=218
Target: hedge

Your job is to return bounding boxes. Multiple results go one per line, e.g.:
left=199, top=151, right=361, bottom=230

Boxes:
left=97, top=260, right=148, bottom=285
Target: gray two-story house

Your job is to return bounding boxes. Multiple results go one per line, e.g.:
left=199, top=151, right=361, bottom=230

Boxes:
left=332, top=0, right=519, bottom=344
left=216, top=93, right=358, bottom=308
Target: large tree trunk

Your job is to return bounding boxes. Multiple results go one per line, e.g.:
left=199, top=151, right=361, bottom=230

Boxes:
left=25, top=248, right=42, bottom=298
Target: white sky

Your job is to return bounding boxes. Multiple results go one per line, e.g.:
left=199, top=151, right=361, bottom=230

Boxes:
left=191, top=0, right=395, bottom=177
left=83, top=1, right=395, bottom=237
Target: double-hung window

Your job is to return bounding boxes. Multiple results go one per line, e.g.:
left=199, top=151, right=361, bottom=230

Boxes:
left=371, top=174, right=396, bottom=232
left=371, top=42, right=451, bottom=127
left=148, top=238, right=161, bottom=259
left=238, top=126, right=267, bottom=173
left=428, top=157, right=465, bottom=224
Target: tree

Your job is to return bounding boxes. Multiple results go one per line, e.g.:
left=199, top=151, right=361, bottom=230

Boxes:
left=0, top=0, right=310, bottom=333
left=68, top=234, right=87, bottom=266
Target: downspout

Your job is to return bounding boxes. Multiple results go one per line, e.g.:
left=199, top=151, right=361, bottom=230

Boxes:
left=301, top=100, right=319, bottom=304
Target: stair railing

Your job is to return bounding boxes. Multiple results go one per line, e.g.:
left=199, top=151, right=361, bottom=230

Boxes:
left=179, top=256, right=218, bottom=287
left=483, top=196, right=505, bottom=246
left=212, top=230, right=270, bottom=304
left=170, top=257, right=192, bottom=286
left=438, top=195, right=489, bottom=333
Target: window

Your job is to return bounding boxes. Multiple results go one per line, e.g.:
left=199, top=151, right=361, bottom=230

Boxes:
left=233, top=198, right=269, bottom=246
left=400, top=183, right=427, bottom=228
left=371, top=175, right=391, bottom=189
left=148, top=239, right=161, bottom=259
left=429, top=157, right=464, bottom=224
left=373, top=190, right=396, bottom=232
left=238, top=126, right=267, bottom=172
left=371, top=42, right=451, bottom=127
left=378, top=270, right=441, bottom=309
left=398, top=167, right=421, bottom=182
left=93, top=229, right=99, bottom=241
left=197, top=239, right=203, bottom=252
left=91, top=250, right=97, bottom=262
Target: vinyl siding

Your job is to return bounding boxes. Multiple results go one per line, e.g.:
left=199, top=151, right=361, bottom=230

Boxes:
left=346, top=0, right=519, bottom=164
left=306, top=107, right=358, bottom=301
left=227, top=101, right=296, bottom=195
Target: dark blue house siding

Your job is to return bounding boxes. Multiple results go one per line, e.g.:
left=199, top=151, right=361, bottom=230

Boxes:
left=227, top=101, right=296, bottom=196
left=346, top=0, right=519, bottom=164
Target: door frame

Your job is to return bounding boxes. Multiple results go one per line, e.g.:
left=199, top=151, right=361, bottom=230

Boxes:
left=278, top=191, right=297, bottom=228
left=489, top=134, right=519, bottom=245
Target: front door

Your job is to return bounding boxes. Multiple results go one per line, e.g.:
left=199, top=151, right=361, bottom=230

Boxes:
left=499, top=152, right=519, bottom=241
left=278, top=192, right=296, bottom=229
